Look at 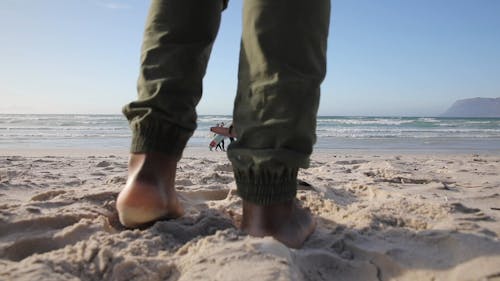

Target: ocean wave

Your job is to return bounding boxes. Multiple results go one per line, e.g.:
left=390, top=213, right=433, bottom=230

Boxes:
left=317, top=118, right=415, bottom=126
left=2, top=115, right=500, bottom=148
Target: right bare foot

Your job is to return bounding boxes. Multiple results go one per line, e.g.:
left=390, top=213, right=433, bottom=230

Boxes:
left=241, top=199, right=316, bottom=249
left=116, top=153, right=184, bottom=228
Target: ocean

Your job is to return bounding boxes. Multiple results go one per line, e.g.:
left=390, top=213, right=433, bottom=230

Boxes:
left=1, top=114, right=499, bottom=152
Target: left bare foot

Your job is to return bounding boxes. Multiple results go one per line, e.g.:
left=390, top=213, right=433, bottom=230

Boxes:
left=116, top=153, right=184, bottom=228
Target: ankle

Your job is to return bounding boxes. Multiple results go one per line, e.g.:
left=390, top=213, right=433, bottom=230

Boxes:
left=240, top=199, right=315, bottom=248
left=241, top=200, right=294, bottom=231
left=129, top=152, right=178, bottom=172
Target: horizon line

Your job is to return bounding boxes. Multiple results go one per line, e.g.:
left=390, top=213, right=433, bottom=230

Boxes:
left=1, top=112, right=489, bottom=118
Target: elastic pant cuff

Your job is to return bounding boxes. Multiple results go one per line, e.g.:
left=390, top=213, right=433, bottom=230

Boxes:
left=234, top=168, right=298, bottom=205
left=130, top=118, right=192, bottom=161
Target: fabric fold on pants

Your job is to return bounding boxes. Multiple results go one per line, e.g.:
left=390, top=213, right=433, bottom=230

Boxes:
left=123, top=0, right=225, bottom=159
left=228, top=0, right=331, bottom=204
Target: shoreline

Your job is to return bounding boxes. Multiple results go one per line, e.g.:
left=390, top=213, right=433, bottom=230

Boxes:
left=1, top=146, right=499, bottom=158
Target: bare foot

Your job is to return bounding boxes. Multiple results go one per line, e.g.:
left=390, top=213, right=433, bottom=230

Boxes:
left=241, top=199, right=316, bottom=248
left=116, top=153, right=184, bottom=228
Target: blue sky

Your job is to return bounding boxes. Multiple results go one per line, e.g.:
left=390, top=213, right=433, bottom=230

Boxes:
left=0, top=0, right=499, bottom=116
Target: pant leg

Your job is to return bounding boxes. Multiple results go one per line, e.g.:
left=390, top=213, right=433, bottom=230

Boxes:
left=123, top=0, right=225, bottom=160
left=227, top=0, right=331, bottom=205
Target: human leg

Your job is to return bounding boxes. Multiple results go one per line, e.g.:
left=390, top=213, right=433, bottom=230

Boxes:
left=228, top=0, right=330, bottom=247
left=117, top=0, right=225, bottom=227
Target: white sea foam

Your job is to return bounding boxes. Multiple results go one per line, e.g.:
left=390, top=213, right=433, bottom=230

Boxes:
left=1, top=114, right=500, bottom=151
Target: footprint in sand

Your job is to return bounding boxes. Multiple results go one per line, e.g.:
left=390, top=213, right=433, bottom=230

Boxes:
left=200, top=173, right=233, bottom=184
left=95, top=161, right=111, bottom=168
left=0, top=214, right=83, bottom=238
left=30, top=190, right=67, bottom=201
left=213, top=163, right=233, bottom=172
left=335, top=159, right=369, bottom=165
left=152, top=211, right=235, bottom=244
left=76, top=191, right=118, bottom=204
left=179, top=189, right=230, bottom=202
left=0, top=216, right=113, bottom=261
left=105, top=176, right=126, bottom=185
left=295, top=250, right=379, bottom=280
left=175, top=178, right=194, bottom=186
left=450, top=203, right=480, bottom=214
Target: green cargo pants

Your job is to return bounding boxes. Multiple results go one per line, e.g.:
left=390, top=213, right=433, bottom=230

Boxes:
left=123, top=0, right=330, bottom=205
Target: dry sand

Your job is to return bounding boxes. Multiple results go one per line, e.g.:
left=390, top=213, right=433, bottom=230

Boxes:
left=0, top=148, right=499, bottom=281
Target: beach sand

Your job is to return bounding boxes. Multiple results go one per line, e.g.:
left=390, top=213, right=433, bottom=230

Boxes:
left=0, top=148, right=499, bottom=280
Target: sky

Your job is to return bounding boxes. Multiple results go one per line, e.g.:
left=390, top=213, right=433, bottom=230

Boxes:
left=0, top=0, right=499, bottom=116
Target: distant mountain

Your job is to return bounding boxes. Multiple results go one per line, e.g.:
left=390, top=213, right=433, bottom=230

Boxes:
left=441, top=97, right=500, bottom=117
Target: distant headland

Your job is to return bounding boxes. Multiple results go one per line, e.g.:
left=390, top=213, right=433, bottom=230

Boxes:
left=441, top=97, right=500, bottom=117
